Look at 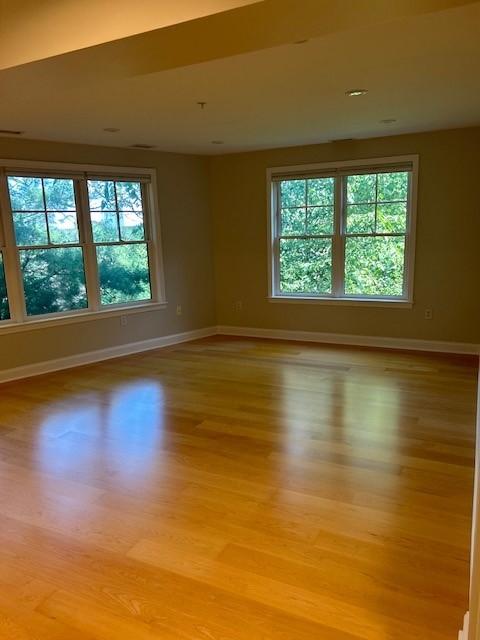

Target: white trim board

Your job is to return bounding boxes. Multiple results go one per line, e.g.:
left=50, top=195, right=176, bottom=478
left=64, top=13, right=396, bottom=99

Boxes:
left=216, top=325, right=480, bottom=355
left=0, top=326, right=216, bottom=384
left=0, top=324, right=477, bottom=385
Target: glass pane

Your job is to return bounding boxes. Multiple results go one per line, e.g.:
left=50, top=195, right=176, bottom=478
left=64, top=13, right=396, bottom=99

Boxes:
left=0, top=252, right=10, bottom=321
left=281, top=208, right=305, bottom=235
left=346, top=204, right=375, bottom=234
left=377, top=171, right=408, bottom=202
left=279, top=238, right=332, bottom=294
left=96, top=243, right=151, bottom=305
left=345, top=236, right=405, bottom=297
left=7, top=176, right=44, bottom=211
left=43, top=178, right=76, bottom=211
left=376, top=203, right=407, bottom=233
left=91, top=211, right=119, bottom=243
left=306, top=206, right=334, bottom=235
left=119, top=211, right=145, bottom=241
left=280, top=180, right=305, bottom=207
left=20, top=247, right=87, bottom=316
left=87, top=180, right=116, bottom=211
left=47, top=212, right=80, bottom=244
left=116, top=181, right=143, bottom=211
left=307, top=178, right=334, bottom=206
left=347, top=173, right=376, bottom=204
left=13, top=212, right=48, bottom=246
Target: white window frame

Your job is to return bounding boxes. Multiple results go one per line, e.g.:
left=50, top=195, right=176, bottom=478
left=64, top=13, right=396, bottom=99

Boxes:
left=267, top=155, right=418, bottom=308
left=0, top=159, right=167, bottom=334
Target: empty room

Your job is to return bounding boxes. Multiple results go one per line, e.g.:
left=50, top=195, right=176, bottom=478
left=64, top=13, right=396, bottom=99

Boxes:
left=0, top=1, right=479, bottom=639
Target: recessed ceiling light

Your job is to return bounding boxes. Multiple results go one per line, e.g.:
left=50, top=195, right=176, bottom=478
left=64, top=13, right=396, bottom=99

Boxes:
left=380, top=118, right=397, bottom=124
left=345, top=89, right=368, bottom=97
left=103, top=127, right=120, bottom=132
left=0, top=129, right=24, bottom=135
left=211, top=140, right=224, bottom=145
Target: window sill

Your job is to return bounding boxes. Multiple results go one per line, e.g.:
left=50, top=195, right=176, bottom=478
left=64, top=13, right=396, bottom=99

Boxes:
left=0, top=301, right=168, bottom=335
left=268, top=296, right=413, bottom=309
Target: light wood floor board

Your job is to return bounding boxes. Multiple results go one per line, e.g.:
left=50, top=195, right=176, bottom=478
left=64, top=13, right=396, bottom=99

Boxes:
left=0, top=336, right=477, bottom=639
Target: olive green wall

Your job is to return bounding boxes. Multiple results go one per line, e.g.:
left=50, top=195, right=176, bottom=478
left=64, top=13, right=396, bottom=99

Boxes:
left=0, top=137, right=216, bottom=370
left=0, top=126, right=478, bottom=374
left=210, top=127, right=480, bottom=344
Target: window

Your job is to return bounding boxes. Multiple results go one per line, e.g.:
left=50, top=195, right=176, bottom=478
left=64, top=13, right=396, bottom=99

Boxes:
left=269, top=156, right=417, bottom=304
left=0, top=161, right=165, bottom=328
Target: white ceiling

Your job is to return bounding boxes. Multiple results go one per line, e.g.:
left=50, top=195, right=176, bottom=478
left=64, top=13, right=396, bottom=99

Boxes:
left=0, top=1, right=479, bottom=154
left=0, top=0, right=260, bottom=69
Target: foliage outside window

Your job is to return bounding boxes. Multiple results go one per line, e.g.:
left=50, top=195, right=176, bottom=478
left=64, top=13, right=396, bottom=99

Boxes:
left=0, top=163, right=163, bottom=325
left=270, top=159, right=416, bottom=302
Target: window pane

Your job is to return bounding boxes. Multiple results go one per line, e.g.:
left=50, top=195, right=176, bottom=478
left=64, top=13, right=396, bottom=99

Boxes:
left=347, top=174, right=376, bottom=204
left=280, top=180, right=305, bottom=207
left=13, top=212, right=48, bottom=246
left=279, top=238, right=332, bottom=294
left=377, top=172, right=408, bottom=202
left=116, top=181, right=142, bottom=211
left=7, top=176, right=44, bottom=211
left=20, top=247, right=87, bottom=316
left=281, top=208, right=305, bottom=235
left=91, top=211, right=120, bottom=243
left=47, top=212, right=80, bottom=244
left=96, top=244, right=151, bottom=305
left=87, top=180, right=116, bottom=211
left=306, top=206, right=333, bottom=234
left=43, top=178, right=76, bottom=211
left=346, top=204, right=375, bottom=234
left=0, top=252, right=10, bottom=320
left=307, top=178, right=334, bottom=206
left=345, top=236, right=405, bottom=297
left=376, top=203, right=407, bottom=233
left=119, top=211, right=145, bottom=241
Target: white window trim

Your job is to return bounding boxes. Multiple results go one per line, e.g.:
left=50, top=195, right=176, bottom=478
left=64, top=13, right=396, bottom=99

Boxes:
left=266, top=154, right=419, bottom=307
left=0, top=159, right=167, bottom=332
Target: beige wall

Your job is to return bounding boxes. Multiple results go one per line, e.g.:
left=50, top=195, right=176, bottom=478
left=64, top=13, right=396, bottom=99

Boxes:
left=0, top=137, right=216, bottom=370
left=210, top=127, right=480, bottom=344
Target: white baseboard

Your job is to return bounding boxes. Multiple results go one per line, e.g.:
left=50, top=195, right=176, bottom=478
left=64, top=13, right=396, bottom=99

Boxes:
left=1, top=324, right=477, bottom=384
left=0, top=326, right=216, bottom=384
left=459, top=611, right=469, bottom=640
left=216, top=325, right=480, bottom=355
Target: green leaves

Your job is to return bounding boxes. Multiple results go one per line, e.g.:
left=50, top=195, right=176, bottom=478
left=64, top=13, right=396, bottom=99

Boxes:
left=279, top=238, right=332, bottom=294
left=345, top=236, right=405, bottom=296
left=20, top=247, right=88, bottom=316
left=96, top=244, right=151, bottom=305
left=277, top=171, right=409, bottom=298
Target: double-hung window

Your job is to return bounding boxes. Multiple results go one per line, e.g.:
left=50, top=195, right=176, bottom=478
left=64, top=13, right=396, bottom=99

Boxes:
left=268, top=156, right=418, bottom=305
left=0, top=161, right=165, bottom=329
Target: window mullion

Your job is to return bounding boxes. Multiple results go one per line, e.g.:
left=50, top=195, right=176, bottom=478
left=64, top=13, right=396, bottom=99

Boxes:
left=76, top=179, right=100, bottom=311
left=331, top=175, right=345, bottom=297
left=0, top=171, right=27, bottom=321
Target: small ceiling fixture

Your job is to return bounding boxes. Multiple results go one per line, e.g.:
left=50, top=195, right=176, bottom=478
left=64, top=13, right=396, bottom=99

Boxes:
left=103, top=127, right=120, bottom=132
left=0, top=128, right=24, bottom=135
left=197, top=101, right=207, bottom=110
left=345, top=89, right=368, bottom=97
left=380, top=118, right=397, bottom=124
left=211, top=140, right=224, bottom=145
left=130, top=143, right=156, bottom=149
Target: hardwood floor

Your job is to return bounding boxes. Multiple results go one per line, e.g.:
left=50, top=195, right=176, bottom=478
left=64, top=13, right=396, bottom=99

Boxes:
left=0, top=336, right=477, bottom=639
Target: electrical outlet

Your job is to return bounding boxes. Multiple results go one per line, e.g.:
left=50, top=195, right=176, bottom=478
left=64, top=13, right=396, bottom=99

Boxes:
left=176, top=304, right=182, bottom=316
left=424, top=308, right=433, bottom=320
left=234, top=300, right=243, bottom=312
left=120, top=315, right=128, bottom=327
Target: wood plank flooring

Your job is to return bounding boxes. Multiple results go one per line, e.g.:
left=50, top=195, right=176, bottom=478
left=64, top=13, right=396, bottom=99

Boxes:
left=0, top=336, right=477, bottom=639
